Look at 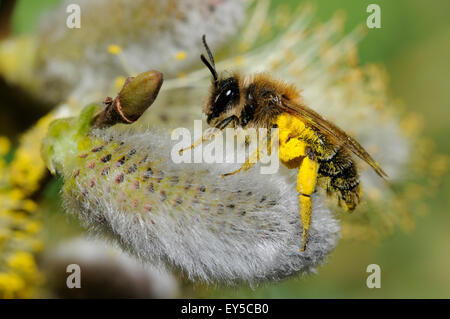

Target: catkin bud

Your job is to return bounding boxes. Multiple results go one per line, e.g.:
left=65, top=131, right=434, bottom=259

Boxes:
left=91, top=70, right=163, bottom=128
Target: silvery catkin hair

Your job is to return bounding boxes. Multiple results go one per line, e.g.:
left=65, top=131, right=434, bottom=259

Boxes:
left=33, top=0, right=246, bottom=105
left=43, top=105, right=340, bottom=285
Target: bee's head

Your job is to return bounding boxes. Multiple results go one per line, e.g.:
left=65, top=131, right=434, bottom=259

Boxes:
left=201, top=35, right=241, bottom=129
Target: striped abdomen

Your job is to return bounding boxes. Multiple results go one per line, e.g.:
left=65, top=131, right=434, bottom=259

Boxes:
left=317, top=146, right=361, bottom=211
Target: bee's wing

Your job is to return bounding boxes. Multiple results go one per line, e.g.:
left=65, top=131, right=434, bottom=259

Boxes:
left=280, top=99, right=388, bottom=178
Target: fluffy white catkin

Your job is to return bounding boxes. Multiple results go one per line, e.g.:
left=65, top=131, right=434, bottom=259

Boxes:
left=34, top=0, right=246, bottom=104
left=43, top=237, right=178, bottom=298
left=53, top=126, right=340, bottom=285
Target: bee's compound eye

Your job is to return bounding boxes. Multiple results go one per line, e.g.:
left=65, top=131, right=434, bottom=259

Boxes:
left=214, top=89, right=233, bottom=104
left=209, top=78, right=240, bottom=121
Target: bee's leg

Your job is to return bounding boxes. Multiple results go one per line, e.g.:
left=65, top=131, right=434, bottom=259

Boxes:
left=178, top=128, right=221, bottom=155
left=221, top=147, right=260, bottom=177
left=222, top=132, right=271, bottom=178
left=297, top=147, right=319, bottom=252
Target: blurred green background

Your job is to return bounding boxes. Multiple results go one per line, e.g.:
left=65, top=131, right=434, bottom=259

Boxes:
left=10, top=0, right=450, bottom=298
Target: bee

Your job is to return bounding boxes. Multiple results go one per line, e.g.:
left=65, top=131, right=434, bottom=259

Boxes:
left=182, top=35, right=387, bottom=251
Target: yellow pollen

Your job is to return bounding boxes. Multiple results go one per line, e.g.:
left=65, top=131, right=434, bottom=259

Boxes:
left=107, top=44, right=122, bottom=55
left=114, top=76, right=126, bottom=91
left=175, top=51, right=187, bottom=60
left=0, top=136, right=11, bottom=155
left=234, top=56, right=245, bottom=66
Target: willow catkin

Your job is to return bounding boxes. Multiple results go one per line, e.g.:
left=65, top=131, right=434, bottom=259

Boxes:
left=43, top=237, right=178, bottom=298
left=0, top=0, right=246, bottom=108
left=42, top=105, right=340, bottom=284
left=33, top=0, right=246, bottom=105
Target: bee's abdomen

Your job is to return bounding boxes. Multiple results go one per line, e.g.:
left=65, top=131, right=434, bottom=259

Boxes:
left=318, top=146, right=352, bottom=176
left=318, top=148, right=361, bottom=211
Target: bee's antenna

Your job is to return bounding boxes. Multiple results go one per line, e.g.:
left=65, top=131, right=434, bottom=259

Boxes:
left=201, top=35, right=218, bottom=86
left=202, top=35, right=216, bottom=69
